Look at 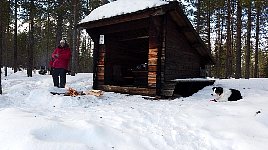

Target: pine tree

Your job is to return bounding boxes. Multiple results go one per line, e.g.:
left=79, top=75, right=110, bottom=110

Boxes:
left=254, top=0, right=261, bottom=78
left=245, top=1, right=252, bottom=79
left=70, top=0, right=79, bottom=76
left=27, top=0, right=35, bottom=77
left=13, top=0, right=18, bottom=73
left=225, top=0, right=232, bottom=78
left=0, top=0, right=3, bottom=94
left=235, top=0, right=242, bottom=79
left=55, top=0, right=64, bottom=45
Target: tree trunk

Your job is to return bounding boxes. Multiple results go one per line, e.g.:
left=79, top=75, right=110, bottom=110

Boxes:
left=5, top=0, right=10, bottom=76
left=245, top=1, right=252, bottom=79
left=219, top=11, right=224, bottom=78
left=254, top=1, right=260, bottom=78
left=0, top=1, right=3, bottom=68
left=196, top=0, right=201, bottom=34
left=225, top=0, right=232, bottom=78
left=206, top=0, right=211, bottom=77
left=27, top=0, right=34, bottom=77
left=0, top=0, right=3, bottom=94
left=13, top=0, right=18, bottom=73
left=56, top=0, right=64, bottom=46
left=215, top=8, right=221, bottom=78
left=230, top=0, right=235, bottom=76
left=5, top=17, right=9, bottom=77
left=5, top=18, right=9, bottom=77
left=46, top=1, right=50, bottom=70
left=71, top=0, right=78, bottom=76
left=235, top=0, right=242, bottom=79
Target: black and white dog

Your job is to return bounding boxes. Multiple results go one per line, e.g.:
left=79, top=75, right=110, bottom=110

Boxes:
left=211, top=87, right=242, bottom=102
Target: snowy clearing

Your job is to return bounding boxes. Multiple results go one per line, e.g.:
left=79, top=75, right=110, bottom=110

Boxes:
left=1, top=69, right=268, bottom=150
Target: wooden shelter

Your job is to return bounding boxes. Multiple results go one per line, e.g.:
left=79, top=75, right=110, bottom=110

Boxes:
left=78, top=1, right=214, bottom=97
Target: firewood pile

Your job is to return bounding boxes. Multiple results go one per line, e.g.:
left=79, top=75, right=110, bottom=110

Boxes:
left=84, top=90, right=104, bottom=97
left=66, top=88, right=104, bottom=97
left=66, top=88, right=83, bottom=96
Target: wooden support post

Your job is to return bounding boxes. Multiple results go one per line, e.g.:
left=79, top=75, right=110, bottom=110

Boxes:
left=148, top=16, right=162, bottom=96
left=97, top=44, right=105, bottom=87
left=91, top=33, right=106, bottom=89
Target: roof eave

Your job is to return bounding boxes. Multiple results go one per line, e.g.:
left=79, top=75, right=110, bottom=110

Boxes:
left=77, top=4, right=169, bottom=29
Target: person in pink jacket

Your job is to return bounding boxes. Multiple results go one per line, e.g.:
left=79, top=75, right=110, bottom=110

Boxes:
left=51, top=39, right=71, bottom=88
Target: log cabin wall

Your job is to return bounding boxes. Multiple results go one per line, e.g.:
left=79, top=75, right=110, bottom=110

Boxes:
left=164, top=14, right=201, bottom=81
left=148, top=15, right=163, bottom=96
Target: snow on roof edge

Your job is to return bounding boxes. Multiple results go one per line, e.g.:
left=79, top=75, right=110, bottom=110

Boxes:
left=79, top=0, right=169, bottom=24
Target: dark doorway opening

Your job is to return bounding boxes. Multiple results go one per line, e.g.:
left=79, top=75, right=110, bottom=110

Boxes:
left=105, top=30, right=149, bottom=87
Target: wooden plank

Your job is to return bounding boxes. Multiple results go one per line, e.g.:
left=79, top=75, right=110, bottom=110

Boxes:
left=149, top=40, right=159, bottom=48
left=148, top=65, right=157, bottom=72
left=98, top=85, right=156, bottom=96
left=99, top=58, right=105, bottom=62
left=149, top=53, right=158, bottom=58
left=148, top=89, right=156, bottom=96
left=162, top=83, right=176, bottom=89
left=99, top=52, right=105, bottom=57
left=97, top=67, right=105, bottom=72
left=148, top=51, right=158, bottom=56
left=148, top=71, right=156, bottom=75
left=97, top=72, right=104, bottom=76
left=148, top=58, right=158, bottom=65
left=148, top=83, right=157, bottom=88
left=149, top=48, right=158, bottom=53
left=148, top=77, right=156, bottom=83
left=97, top=81, right=104, bottom=85
left=148, top=73, right=157, bottom=78
left=98, top=60, right=104, bottom=65
left=99, top=46, right=106, bottom=52
left=98, top=18, right=149, bottom=34
left=161, top=89, right=174, bottom=97
left=97, top=75, right=104, bottom=80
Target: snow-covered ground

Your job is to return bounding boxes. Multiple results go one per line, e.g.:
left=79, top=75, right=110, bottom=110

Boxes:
left=1, top=68, right=268, bottom=150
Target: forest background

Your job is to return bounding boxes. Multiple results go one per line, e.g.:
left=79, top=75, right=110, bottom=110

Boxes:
left=0, top=0, right=267, bottom=78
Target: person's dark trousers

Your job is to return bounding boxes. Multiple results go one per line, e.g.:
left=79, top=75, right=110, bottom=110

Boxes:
left=49, top=67, right=54, bottom=75
left=52, top=68, right=67, bottom=88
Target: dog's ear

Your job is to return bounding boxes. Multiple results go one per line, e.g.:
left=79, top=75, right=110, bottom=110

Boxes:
left=218, top=87, right=223, bottom=92
left=212, top=87, right=216, bottom=91
left=215, top=87, right=223, bottom=95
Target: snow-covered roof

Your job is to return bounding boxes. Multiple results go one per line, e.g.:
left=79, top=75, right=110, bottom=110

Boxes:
left=79, top=0, right=168, bottom=24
